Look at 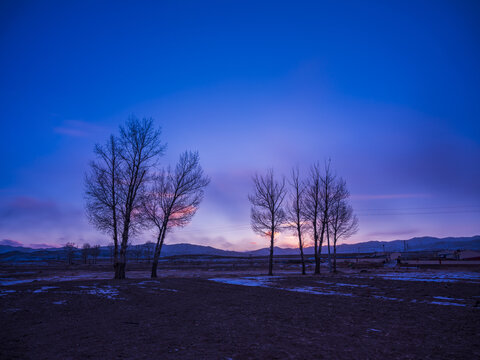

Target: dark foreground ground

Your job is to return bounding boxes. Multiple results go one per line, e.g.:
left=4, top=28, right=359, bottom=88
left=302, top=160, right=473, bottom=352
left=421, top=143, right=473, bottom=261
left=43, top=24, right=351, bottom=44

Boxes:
left=1, top=267, right=479, bottom=359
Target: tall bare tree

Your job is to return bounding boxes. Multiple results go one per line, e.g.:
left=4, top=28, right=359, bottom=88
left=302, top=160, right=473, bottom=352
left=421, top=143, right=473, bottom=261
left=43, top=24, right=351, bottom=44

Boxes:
left=81, top=243, right=91, bottom=264
left=91, top=244, right=101, bottom=264
left=249, top=169, right=287, bottom=276
left=144, top=151, right=210, bottom=278
left=64, top=242, right=76, bottom=265
left=319, top=160, right=336, bottom=272
left=85, top=135, right=121, bottom=274
left=85, top=116, right=165, bottom=279
left=115, top=117, right=165, bottom=278
left=329, top=179, right=359, bottom=272
left=304, top=164, right=322, bottom=274
left=143, top=241, right=155, bottom=263
left=304, top=161, right=336, bottom=274
left=287, top=167, right=307, bottom=275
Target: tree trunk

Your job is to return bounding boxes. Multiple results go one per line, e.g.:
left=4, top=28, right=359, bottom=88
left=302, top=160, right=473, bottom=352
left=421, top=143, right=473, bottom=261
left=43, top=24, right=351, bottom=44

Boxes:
left=326, top=223, right=332, bottom=272
left=268, top=230, right=274, bottom=276
left=317, top=221, right=326, bottom=274
left=112, top=232, right=119, bottom=278
left=151, top=227, right=165, bottom=278
left=313, top=220, right=319, bottom=274
left=297, top=225, right=306, bottom=275
left=333, top=236, right=337, bottom=273
left=115, top=226, right=129, bottom=279
left=116, top=245, right=127, bottom=279
left=151, top=261, right=158, bottom=278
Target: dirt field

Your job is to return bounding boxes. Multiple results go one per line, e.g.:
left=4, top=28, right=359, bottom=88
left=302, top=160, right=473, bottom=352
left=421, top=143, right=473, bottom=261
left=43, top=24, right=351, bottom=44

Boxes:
left=1, top=266, right=479, bottom=359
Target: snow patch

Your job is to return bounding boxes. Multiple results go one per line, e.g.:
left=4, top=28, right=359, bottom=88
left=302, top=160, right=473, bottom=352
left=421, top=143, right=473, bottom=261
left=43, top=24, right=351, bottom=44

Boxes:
left=433, top=296, right=464, bottom=301
left=210, top=277, right=277, bottom=287
left=316, top=280, right=370, bottom=288
left=285, top=286, right=354, bottom=297
left=0, top=289, right=17, bottom=297
left=0, top=279, right=35, bottom=286
left=366, top=271, right=480, bottom=283
left=33, top=286, right=58, bottom=293
left=84, top=285, right=121, bottom=299
left=430, top=301, right=466, bottom=307
left=210, top=277, right=354, bottom=297
left=372, top=295, right=401, bottom=301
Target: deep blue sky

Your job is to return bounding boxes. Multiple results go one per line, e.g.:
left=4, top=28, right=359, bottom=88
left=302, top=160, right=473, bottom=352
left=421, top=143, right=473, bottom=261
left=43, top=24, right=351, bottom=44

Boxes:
left=1, top=0, right=479, bottom=250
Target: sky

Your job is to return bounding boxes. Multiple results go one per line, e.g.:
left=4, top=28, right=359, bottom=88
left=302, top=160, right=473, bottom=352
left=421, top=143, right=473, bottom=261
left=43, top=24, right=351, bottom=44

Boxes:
left=1, top=0, right=479, bottom=250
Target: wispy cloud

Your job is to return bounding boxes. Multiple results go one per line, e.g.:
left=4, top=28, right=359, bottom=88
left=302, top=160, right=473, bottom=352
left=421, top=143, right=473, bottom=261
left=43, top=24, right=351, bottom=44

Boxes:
left=29, top=243, right=60, bottom=249
left=366, top=229, right=419, bottom=238
left=351, top=193, right=431, bottom=200
left=54, top=120, right=104, bottom=137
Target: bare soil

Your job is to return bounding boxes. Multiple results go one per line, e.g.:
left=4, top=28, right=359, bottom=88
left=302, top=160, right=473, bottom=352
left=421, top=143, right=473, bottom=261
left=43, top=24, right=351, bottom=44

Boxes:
left=1, top=267, right=479, bottom=359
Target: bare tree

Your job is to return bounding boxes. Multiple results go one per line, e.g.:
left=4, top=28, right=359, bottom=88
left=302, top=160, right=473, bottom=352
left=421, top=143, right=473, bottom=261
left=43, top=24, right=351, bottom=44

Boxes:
left=319, top=160, right=336, bottom=272
left=85, top=116, right=165, bottom=279
left=116, top=117, right=165, bottom=279
left=107, top=242, right=114, bottom=263
left=248, top=169, right=287, bottom=276
left=143, top=241, right=155, bottom=263
left=304, top=164, right=322, bottom=274
left=144, top=151, right=210, bottom=278
left=287, top=167, right=307, bottom=275
left=81, top=243, right=91, bottom=264
left=329, top=179, right=359, bottom=272
left=130, top=245, right=143, bottom=263
left=85, top=135, right=122, bottom=274
left=64, top=242, right=76, bottom=265
left=91, top=244, right=101, bottom=264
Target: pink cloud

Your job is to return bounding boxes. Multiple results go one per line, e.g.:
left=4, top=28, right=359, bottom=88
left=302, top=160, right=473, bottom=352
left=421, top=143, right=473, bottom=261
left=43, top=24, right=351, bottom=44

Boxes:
left=29, top=243, right=61, bottom=249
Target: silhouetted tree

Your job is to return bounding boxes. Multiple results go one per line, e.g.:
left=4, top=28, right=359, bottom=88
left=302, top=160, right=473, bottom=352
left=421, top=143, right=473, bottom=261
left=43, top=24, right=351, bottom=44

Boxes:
left=107, top=242, right=114, bottom=263
left=143, top=241, right=155, bottom=263
left=319, top=161, right=336, bottom=272
left=64, top=242, right=76, bottom=265
left=249, top=169, right=287, bottom=276
left=330, top=179, right=359, bottom=272
left=81, top=243, right=91, bottom=264
left=287, top=167, right=307, bottom=275
left=85, top=135, right=121, bottom=273
left=131, top=245, right=143, bottom=263
left=115, top=117, right=164, bottom=278
left=91, top=244, right=101, bottom=264
left=304, top=164, right=322, bottom=274
left=144, top=151, right=210, bottom=278
left=85, top=116, right=165, bottom=279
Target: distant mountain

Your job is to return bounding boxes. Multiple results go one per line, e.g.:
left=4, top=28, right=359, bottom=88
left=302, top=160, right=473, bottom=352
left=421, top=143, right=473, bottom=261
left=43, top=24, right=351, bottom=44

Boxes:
left=0, top=235, right=479, bottom=262
left=243, top=236, right=480, bottom=256
left=332, top=236, right=480, bottom=253
left=0, top=245, right=38, bottom=254
left=160, top=243, right=242, bottom=257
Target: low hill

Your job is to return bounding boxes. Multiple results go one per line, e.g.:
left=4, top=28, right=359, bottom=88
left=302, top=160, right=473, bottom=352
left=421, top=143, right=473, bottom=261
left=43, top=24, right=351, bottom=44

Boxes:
left=0, top=235, right=478, bottom=262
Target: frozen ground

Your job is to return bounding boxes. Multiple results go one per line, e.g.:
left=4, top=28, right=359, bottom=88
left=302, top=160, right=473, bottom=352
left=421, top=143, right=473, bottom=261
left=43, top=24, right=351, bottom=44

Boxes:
left=209, top=272, right=480, bottom=308
left=354, top=270, right=480, bottom=283
left=1, top=271, right=479, bottom=359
